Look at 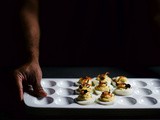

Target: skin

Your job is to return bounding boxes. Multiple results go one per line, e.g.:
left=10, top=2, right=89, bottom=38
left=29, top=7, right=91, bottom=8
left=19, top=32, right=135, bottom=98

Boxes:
left=13, top=0, right=47, bottom=101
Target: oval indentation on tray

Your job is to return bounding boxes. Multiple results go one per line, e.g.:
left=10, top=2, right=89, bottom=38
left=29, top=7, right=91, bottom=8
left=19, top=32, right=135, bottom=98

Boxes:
left=44, top=88, right=55, bottom=95
left=41, top=80, right=56, bottom=87
left=132, top=81, right=147, bottom=87
left=118, top=97, right=137, bottom=105
left=149, top=80, right=160, bottom=87
left=134, top=88, right=152, bottom=95
left=56, top=88, right=74, bottom=96
left=153, top=88, right=160, bottom=95
left=34, top=97, right=53, bottom=105
left=139, top=97, right=157, bottom=105
left=57, top=81, right=74, bottom=88
left=54, top=97, right=74, bottom=105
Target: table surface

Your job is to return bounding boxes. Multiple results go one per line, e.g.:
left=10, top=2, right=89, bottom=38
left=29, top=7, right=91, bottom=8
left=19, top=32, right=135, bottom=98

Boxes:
left=41, top=66, right=160, bottom=78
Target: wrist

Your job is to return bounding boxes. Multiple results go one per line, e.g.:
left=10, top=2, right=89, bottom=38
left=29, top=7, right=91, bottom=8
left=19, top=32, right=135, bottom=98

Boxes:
left=25, top=49, right=39, bottom=64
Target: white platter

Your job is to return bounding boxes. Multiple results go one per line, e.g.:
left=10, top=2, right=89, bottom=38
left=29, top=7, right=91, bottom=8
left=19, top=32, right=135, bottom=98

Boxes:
left=24, top=78, right=160, bottom=109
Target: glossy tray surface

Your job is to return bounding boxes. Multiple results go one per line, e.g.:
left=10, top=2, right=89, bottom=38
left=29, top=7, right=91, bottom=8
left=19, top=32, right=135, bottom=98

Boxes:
left=24, top=78, right=160, bottom=109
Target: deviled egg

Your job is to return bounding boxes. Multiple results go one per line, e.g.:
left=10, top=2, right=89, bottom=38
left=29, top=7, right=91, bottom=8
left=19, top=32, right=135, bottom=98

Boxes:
left=75, top=83, right=93, bottom=94
left=112, top=76, right=128, bottom=87
left=75, top=89, right=95, bottom=105
left=75, top=76, right=92, bottom=86
left=96, top=72, right=112, bottom=86
left=113, top=83, right=132, bottom=96
left=96, top=91, right=115, bottom=105
left=94, top=80, right=110, bottom=95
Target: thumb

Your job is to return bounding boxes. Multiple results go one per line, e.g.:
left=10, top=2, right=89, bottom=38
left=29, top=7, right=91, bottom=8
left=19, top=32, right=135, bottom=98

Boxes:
left=32, top=81, right=47, bottom=97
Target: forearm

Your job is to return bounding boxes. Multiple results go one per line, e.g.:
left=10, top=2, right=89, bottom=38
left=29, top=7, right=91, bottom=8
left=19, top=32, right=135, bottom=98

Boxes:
left=149, top=0, right=160, bottom=27
left=20, top=0, right=40, bottom=63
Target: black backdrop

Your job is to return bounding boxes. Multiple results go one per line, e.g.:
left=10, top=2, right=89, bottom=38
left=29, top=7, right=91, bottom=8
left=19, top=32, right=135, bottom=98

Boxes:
left=0, top=0, right=160, bottom=68
left=0, top=1, right=160, bottom=119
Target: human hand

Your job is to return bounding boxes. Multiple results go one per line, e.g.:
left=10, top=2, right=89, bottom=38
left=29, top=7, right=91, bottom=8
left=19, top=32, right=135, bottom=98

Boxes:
left=13, top=61, right=47, bottom=101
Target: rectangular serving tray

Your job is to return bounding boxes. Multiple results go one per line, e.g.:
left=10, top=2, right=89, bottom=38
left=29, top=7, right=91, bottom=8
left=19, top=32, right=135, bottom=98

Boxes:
left=24, top=78, right=160, bottom=109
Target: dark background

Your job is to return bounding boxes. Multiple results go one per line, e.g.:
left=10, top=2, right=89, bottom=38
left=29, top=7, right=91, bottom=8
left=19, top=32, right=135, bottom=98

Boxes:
left=0, top=0, right=160, bottom=119
left=0, top=0, right=160, bottom=69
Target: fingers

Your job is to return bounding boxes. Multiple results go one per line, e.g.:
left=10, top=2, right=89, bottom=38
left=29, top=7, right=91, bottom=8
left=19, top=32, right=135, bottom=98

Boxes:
left=14, top=72, right=24, bottom=101
left=32, top=81, right=47, bottom=97
left=34, top=86, right=47, bottom=97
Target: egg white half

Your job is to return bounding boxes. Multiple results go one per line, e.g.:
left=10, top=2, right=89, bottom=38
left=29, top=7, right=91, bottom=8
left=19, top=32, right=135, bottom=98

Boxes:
left=74, top=89, right=80, bottom=95
left=92, top=79, right=99, bottom=86
left=111, top=81, right=117, bottom=87
left=75, top=97, right=95, bottom=105
left=114, top=88, right=133, bottom=96
left=74, top=82, right=80, bottom=86
left=96, top=98, right=115, bottom=105
left=94, top=89, right=103, bottom=95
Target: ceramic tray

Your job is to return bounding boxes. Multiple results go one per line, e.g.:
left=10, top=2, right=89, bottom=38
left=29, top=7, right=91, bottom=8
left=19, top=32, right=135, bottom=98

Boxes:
left=24, top=78, right=160, bottom=109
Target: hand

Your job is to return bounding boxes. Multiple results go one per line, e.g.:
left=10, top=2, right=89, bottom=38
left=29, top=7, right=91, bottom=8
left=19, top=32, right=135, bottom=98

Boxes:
left=13, top=61, right=47, bottom=101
